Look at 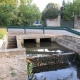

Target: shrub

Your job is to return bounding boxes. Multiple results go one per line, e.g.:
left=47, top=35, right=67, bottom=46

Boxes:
left=42, top=3, right=60, bottom=21
left=0, top=29, right=6, bottom=39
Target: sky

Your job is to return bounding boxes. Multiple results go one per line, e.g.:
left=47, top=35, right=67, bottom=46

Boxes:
left=32, top=0, right=73, bottom=12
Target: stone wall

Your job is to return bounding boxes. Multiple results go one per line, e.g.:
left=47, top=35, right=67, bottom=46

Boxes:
left=0, top=35, right=8, bottom=49
left=27, top=53, right=75, bottom=67
left=55, top=35, right=80, bottom=54
left=46, top=15, right=60, bottom=27
left=0, top=49, right=28, bottom=80
left=0, top=40, right=3, bottom=48
left=17, top=34, right=56, bottom=44
left=0, top=35, right=28, bottom=80
left=74, top=15, right=80, bottom=29
left=59, top=35, right=80, bottom=43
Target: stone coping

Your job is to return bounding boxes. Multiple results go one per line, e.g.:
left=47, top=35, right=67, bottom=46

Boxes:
left=0, top=48, right=26, bottom=53
left=56, top=37, right=80, bottom=54
left=1, top=34, right=80, bottom=52
left=57, top=35, right=80, bottom=43
left=17, top=34, right=59, bottom=39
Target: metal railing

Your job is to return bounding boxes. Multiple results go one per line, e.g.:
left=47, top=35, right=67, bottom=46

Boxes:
left=7, top=26, right=80, bottom=36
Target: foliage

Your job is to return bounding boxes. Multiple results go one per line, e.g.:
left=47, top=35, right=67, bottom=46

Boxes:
left=11, top=72, right=16, bottom=77
left=61, top=0, right=80, bottom=20
left=0, top=0, right=41, bottom=26
left=10, top=67, right=16, bottom=77
left=0, top=29, right=6, bottom=39
left=62, top=0, right=66, bottom=7
left=0, top=0, right=18, bottom=26
left=18, top=3, right=41, bottom=26
left=28, top=63, right=34, bottom=75
left=73, top=0, right=80, bottom=18
left=62, top=2, right=74, bottom=20
left=42, top=3, right=60, bottom=21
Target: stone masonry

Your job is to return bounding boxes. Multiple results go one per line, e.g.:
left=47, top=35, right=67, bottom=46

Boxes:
left=46, top=15, right=60, bottom=27
left=56, top=35, right=80, bottom=54
left=74, top=15, right=80, bottom=29
left=0, top=49, right=28, bottom=80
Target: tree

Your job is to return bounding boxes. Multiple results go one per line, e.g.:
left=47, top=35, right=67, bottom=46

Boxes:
left=63, top=2, right=74, bottom=20
left=0, top=0, right=41, bottom=26
left=61, top=0, right=80, bottom=20
left=60, top=0, right=66, bottom=18
left=0, top=0, right=18, bottom=26
left=18, top=0, right=41, bottom=26
left=42, top=3, right=60, bottom=21
left=73, top=0, right=80, bottom=18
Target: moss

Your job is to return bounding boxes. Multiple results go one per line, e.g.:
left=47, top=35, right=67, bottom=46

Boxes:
left=10, top=67, right=14, bottom=71
left=11, top=72, right=16, bottom=77
left=10, top=67, right=16, bottom=77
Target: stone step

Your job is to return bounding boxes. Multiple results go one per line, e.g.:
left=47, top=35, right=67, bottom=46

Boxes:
left=8, top=39, right=16, bottom=42
left=7, top=46, right=17, bottom=49
left=8, top=37, right=16, bottom=40
left=7, top=36, right=17, bottom=49
left=7, top=44, right=17, bottom=48
left=8, top=44, right=17, bottom=47
left=8, top=42, right=17, bottom=44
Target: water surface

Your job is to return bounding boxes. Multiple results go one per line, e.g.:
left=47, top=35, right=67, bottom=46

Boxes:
left=24, top=39, right=80, bottom=80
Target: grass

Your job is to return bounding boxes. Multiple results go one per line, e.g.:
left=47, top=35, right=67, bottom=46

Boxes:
left=0, top=28, right=6, bottom=39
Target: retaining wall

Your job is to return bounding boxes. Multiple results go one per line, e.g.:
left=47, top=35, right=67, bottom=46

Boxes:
left=56, top=35, right=80, bottom=54
left=0, top=35, right=28, bottom=80
left=0, top=49, right=28, bottom=80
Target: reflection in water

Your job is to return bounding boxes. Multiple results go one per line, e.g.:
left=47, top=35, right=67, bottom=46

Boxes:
left=24, top=40, right=80, bottom=80
left=24, top=41, right=72, bottom=53
left=30, top=64, right=80, bottom=80
left=34, top=66, right=77, bottom=80
left=77, top=64, right=80, bottom=79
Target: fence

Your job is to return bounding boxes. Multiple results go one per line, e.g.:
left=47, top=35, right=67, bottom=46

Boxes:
left=60, top=19, right=74, bottom=28
left=7, top=26, right=80, bottom=36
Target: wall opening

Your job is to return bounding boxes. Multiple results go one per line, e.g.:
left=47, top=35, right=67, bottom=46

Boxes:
left=40, top=38, right=51, bottom=42
left=40, top=38, right=52, bottom=47
left=24, top=39, right=36, bottom=48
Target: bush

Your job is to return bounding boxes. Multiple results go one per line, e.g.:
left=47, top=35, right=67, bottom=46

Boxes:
left=0, top=29, right=6, bottom=39
left=42, top=3, right=60, bottom=21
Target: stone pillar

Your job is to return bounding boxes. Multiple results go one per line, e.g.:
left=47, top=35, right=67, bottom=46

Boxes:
left=74, top=15, right=80, bottom=29
left=36, top=38, right=40, bottom=44
left=50, top=38, right=55, bottom=42
left=36, top=44, right=40, bottom=48
left=20, top=39, right=24, bottom=45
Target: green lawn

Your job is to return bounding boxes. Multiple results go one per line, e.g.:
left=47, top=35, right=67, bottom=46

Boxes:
left=0, top=28, right=6, bottom=39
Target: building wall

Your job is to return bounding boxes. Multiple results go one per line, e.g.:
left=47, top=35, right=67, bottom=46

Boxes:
left=46, top=15, right=60, bottom=27
left=74, top=15, right=80, bottom=29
